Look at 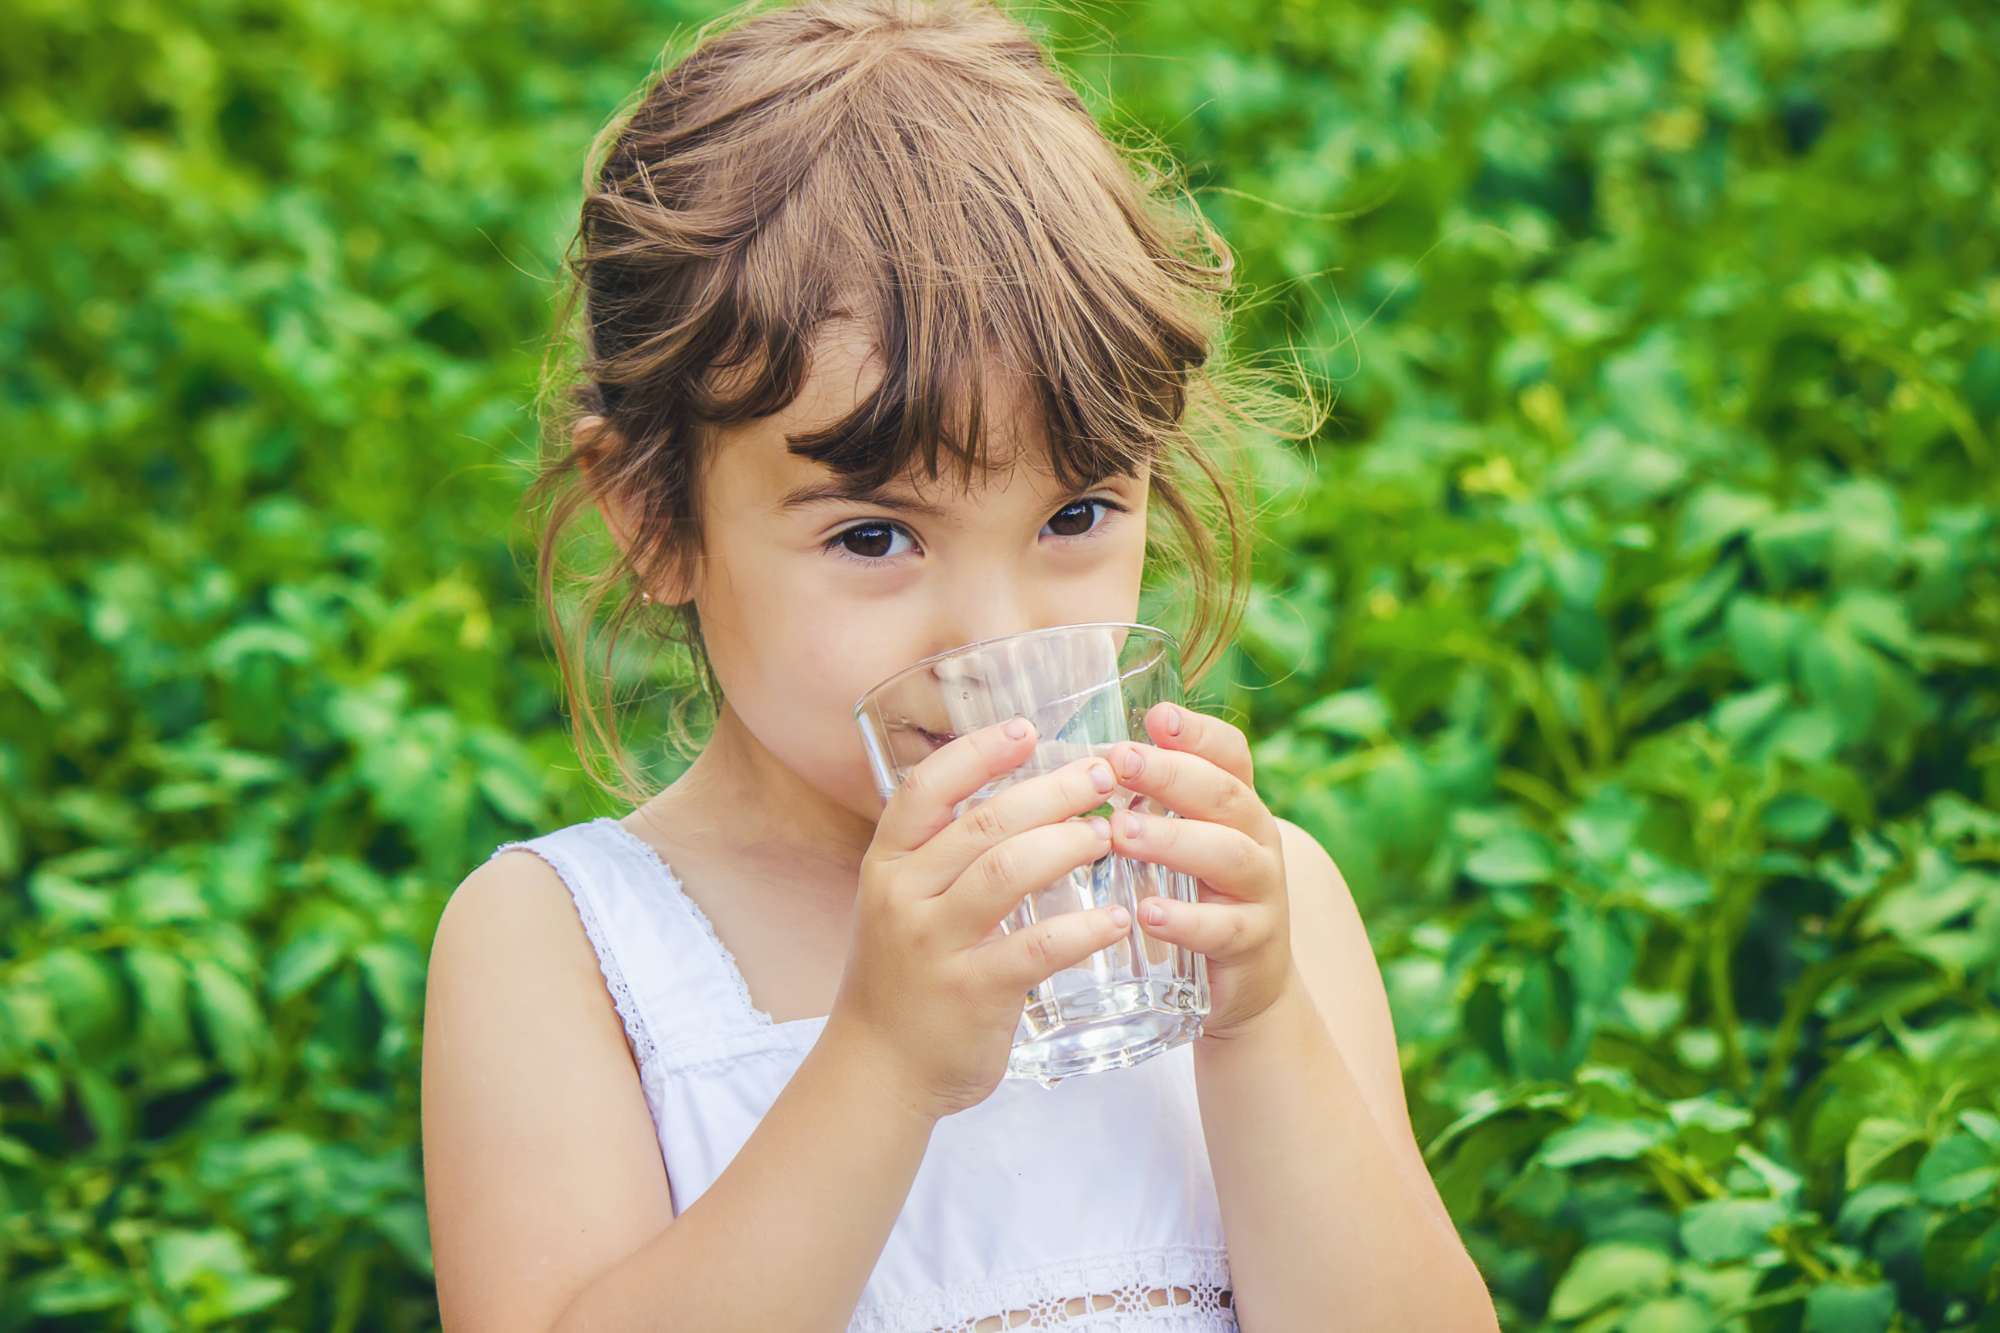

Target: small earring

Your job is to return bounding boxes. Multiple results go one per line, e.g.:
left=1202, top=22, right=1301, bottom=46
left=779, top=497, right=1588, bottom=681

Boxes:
left=641, top=591, right=653, bottom=604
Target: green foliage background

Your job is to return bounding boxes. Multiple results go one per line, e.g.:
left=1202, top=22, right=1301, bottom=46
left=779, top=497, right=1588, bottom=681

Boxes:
left=4, top=0, right=1997, bottom=1327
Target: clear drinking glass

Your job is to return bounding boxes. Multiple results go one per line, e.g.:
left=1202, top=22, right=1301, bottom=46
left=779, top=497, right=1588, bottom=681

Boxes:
left=852, top=622, right=1208, bottom=1088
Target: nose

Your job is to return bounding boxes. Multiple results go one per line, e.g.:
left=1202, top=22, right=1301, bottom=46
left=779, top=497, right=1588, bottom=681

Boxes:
left=929, top=653, right=985, bottom=688
left=922, top=579, right=1050, bottom=714
left=925, top=566, right=1047, bottom=672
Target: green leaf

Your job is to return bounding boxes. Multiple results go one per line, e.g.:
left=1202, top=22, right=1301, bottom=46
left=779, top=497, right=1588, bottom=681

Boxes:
left=1659, top=556, right=1744, bottom=661
left=372, top=1199, right=434, bottom=1276
left=1464, top=829, right=1557, bottom=886
left=153, top=1227, right=256, bottom=1290
left=35, top=947, right=128, bottom=1051
left=1679, top=1197, right=1788, bottom=1263
left=207, top=622, right=315, bottom=671
left=1538, top=1116, right=1668, bottom=1168
left=151, top=1226, right=294, bottom=1322
left=1710, top=682, right=1790, bottom=741
left=126, top=947, right=193, bottom=1058
left=1836, top=1182, right=1916, bottom=1241
left=1736, top=1144, right=1804, bottom=1203
left=26, top=1269, right=133, bottom=1315
left=476, top=764, right=546, bottom=823
left=1618, top=987, right=1684, bottom=1040
left=1725, top=596, right=1804, bottom=681
left=1865, top=870, right=1990, bottom=941
left=1549, top=1242, right=1673, bottom=1320
left=1667, top=1096, right=1753, bottom=1136
left=1802, top=1281, right=1896, bottom=1333
left=189, top=958, right=266, bottom=1077
left=355, top=940, right=423, bottom=1023
left=1846, top=1117, right=1924, bottom=1189
left=1561, top=786, right=1644, bottom=864
left=1504, top=957, right=1574, bottom=1080
left=26, top=870, right=116, bottom=927
left=1295, top=688, right=1391, bottom=739
left=1762, top=793, right=1836, bottom=842
left=1487, top=559, right=1544, bottom=622
left=1631, top=854, right=1712, bottom=915
left=1749, top=508, right=1838, bottom=585
left=123, top=868, right=210, bottom=924
left=1798, top=625, right=1882, bottom=740
left=72, top=1064, right=132, bottom=1151
left=267, top=929, right=350, bottom=1001
left=1961, top=1108, right=2000, bottom=1148
left=1625, top=1297, right=1711, bottom=1333
left=199, top=1274, right=293, bottom=1321
left=1915, top=1133, right=2000, bottom=1207
left=1922, top=1207, right=2000, bottom=1294
left=1677, top=485, right=1776, bottom=555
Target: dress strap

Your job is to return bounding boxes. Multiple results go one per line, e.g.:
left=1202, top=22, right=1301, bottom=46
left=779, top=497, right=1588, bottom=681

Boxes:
left=487, top=819, right=817, bottom=1077
left=485, top=822, right=664, bottom=1084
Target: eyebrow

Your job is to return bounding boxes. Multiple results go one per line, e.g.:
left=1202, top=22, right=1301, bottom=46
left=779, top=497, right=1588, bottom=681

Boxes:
left=776, top=471, right=1128, bottom=518
left=776, top=480, right=954, bottom=518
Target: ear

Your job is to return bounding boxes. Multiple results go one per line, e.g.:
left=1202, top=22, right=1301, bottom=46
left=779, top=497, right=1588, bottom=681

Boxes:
left=573, top=415, right=696, bottom=607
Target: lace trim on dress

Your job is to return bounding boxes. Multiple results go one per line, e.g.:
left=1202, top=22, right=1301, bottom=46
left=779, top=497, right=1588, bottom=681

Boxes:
left=855, top=1245, right=1236, bottom=1333
left=590, top=817, right=781, bottom=1028
left=489, top=840, right=664, bottom=1085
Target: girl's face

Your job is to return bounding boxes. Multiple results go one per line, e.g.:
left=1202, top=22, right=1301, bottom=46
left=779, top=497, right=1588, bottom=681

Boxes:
left=685, top=324, right=1151, bottom=828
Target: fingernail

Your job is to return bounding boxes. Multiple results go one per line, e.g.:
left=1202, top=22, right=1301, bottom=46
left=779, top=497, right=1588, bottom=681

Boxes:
left=1005, top=716, right=1030, bottom=739
left=1116, top=746, right=1143, bottom=778
left=1163, top=705, right=1184, bottom=736
left=1109, top=906, right=1132, bottom=927
left=1116, top=810, right=1142, bottom=838
left=1143, top=900, right=1168, bottom=925
left=1087, top=815, right=1110, bottom=840
left=1089, top=762, right=1116, bottom=792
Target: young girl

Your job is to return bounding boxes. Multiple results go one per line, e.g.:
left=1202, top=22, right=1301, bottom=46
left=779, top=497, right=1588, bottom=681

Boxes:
left=421, top=1, right=1497, bottom=1328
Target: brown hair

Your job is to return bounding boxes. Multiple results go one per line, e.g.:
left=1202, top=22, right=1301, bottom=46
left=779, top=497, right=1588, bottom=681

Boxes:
left=522, top=0, right=1324, bottom=805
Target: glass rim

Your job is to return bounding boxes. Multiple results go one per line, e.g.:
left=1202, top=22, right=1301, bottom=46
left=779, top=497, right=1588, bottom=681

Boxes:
left=852, top=620, right=1179, bottom=717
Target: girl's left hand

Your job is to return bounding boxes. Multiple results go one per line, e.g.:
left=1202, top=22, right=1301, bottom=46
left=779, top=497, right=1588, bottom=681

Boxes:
left=1101, top=701, right=1299, bottom=1043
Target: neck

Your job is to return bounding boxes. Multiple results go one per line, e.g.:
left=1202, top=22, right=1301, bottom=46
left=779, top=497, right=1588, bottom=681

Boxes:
left=638, top=698, right=877, bottom=896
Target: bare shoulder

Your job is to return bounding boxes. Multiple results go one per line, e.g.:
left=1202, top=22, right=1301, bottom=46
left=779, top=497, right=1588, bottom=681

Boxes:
left=422, top=848, right=674, bottom=1332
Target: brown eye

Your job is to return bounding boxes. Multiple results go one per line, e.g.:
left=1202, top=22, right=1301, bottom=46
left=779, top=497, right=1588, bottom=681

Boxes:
left=843, top=525, right=892, bottom=557
left=824, top=521, right=916, bottom=563
left=1045, top=498, right=1121, bottom=540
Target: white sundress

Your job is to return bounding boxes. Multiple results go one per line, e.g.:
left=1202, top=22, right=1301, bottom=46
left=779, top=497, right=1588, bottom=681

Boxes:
left=488, top=816, right=1237, bottom=1332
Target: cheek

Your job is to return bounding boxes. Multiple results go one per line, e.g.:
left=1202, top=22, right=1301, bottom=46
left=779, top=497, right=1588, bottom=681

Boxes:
left=738, top=590, right=922, bottom=765
left=760, top=588, right=914, bottom=704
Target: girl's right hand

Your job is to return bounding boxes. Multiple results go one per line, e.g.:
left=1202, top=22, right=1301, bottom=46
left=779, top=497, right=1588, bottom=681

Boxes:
left=826, top=717, right=1129, bottom=1122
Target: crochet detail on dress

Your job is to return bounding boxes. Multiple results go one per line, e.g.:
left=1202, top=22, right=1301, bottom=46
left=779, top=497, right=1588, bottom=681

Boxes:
left=857, top=1245, right=1236, bottom=1333
left=928, top=1280, right=1234, bottom=1331
left=489, top=840, right=663, bottom=1083
left=591, top=817, right=778, bottom=1028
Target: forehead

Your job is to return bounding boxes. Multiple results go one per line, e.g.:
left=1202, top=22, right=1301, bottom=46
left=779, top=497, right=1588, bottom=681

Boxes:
left=715, top=321, right=1070, bottom=508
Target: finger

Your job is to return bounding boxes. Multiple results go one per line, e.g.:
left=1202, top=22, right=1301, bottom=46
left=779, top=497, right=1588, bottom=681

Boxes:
left=972, top=903, right=1135, bottom=995
left=875, top=716, right=1040, bottom=859
left=904, top=752, right=1118, bottom=895
left=1134, top=896, right=1271, bottom=960
left=935, top=815, right=1114, bottom=945
left=1103, top=741, right=1278, bottom=847
left=1109, top=809, right=1277, bottom=903
left=1143, top=702, right=1257, bottom=792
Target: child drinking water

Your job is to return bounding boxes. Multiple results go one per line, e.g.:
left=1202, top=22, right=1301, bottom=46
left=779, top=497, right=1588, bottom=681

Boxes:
left=420, top=1, right=1497, bottom=1328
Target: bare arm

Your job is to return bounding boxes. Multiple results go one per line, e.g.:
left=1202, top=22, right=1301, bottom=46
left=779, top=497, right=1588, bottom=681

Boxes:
left=1188, top=822, right=1497, bottom=1330
left=552, top=1012, right=937, bottom=1332
left=422, top=852, right=938, bottom=1333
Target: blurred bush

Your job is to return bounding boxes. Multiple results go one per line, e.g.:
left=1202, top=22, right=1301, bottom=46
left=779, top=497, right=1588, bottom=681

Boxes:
left=2, top=0, right=1995, bottom=1328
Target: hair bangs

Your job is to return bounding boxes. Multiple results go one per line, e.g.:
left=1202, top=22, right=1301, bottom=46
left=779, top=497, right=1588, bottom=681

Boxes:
left=680, top=37, right=1215, bottom=501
